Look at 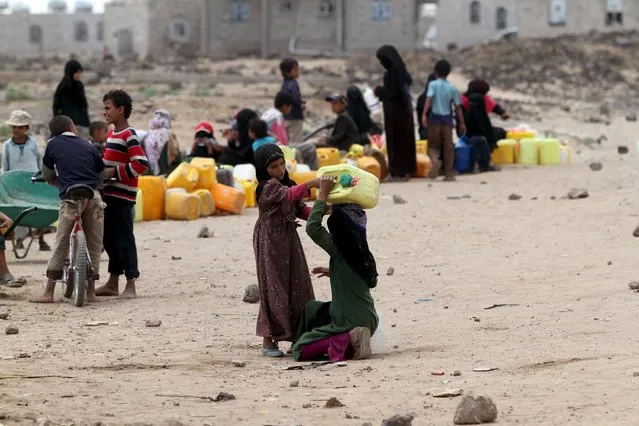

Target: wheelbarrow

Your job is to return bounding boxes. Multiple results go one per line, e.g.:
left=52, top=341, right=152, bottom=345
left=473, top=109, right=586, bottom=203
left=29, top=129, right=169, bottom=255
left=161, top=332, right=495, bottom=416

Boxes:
left=0, top=171, right=60, bottom=259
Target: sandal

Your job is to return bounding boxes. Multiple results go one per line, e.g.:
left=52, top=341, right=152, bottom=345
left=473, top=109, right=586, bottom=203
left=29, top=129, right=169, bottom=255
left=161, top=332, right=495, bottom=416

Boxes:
left=0, top=274, right=15, bottom=285
left=262, top=346, right=284, bottom=358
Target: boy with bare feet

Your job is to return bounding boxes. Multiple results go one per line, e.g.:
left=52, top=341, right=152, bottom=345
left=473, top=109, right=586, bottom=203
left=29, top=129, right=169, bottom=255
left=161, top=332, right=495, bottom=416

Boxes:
left=96, top=90, right=148, bottom=299
left=32, top=115, right=107, bottom=303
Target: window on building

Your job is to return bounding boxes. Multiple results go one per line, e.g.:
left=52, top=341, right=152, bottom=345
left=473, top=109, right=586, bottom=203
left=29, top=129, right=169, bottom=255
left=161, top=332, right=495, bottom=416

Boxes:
left=170, top=19, right=190, bottom=42
left=496, top=7, right=507, bottom=30
left=318, top=0, right=334, bottom=18
left=372, top=0, right=391, bottom=22
left=469, top=1, right=480, bottom=24
left=74, top=21, right=88, bottom=42
left=606, top=0, right=623, bottom=25
left=549, top=0, right=566, bottom=26
left=97, top=22, right=104, bottom=42
left=29, top=25, right=42, bottom=44
left=280, top=0, right=292, bottom=11
left=230, top=0, right=250, bottom=22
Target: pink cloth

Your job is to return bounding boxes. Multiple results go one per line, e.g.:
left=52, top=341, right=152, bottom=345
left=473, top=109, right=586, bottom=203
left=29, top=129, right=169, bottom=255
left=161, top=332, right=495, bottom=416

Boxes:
left=461, top=94, right=497, bottom=113
left=262, top=108, right=289, bottom=146
left=298, top=206, right=312, bottom=221
left=286, top=183, right=310, bottom=202
left=299, top=332, right=351, bottom=362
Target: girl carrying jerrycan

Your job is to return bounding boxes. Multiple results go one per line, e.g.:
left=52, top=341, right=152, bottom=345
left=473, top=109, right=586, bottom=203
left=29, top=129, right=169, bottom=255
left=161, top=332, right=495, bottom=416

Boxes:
left=253, top=144, right=321, bottom=357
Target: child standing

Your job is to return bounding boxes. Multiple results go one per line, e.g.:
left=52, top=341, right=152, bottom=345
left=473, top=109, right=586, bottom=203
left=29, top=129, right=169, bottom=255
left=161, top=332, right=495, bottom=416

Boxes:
left=279, top=58, right=305, bottom=146
left=422, top=60, right=466, bottom=181
left=1, top=110, right=50, bottom=251
left=96, top=90, right=149, bottom=299
left=249, top=119, right=276, bottom=153
left=253, top=144, right=319, bottom=357
left=32, top=115, right=106, bottom=304
left=261, top=91, right=294, bottom=146
left=89, top=121, right=109, bottom=156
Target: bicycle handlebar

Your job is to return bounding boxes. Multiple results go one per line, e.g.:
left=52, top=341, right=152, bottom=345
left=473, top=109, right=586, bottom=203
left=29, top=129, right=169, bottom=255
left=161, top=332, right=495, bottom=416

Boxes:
left=2, top=206, right=37, bottom=238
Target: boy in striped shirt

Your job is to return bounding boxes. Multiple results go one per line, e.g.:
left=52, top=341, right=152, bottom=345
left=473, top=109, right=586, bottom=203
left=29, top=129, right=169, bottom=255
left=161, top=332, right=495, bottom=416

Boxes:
left=96, top=90, right=149, bottom=299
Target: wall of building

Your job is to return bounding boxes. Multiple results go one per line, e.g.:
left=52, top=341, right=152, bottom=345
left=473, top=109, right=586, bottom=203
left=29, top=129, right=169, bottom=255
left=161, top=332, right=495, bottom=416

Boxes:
left=145, top=0, right=202, bottom=59
left=104, top=1, right=150, bottom=58
left=0, top=12, right=103, bottom=57
left=516, top=0, right=639, bottom=39
left=344, top=0, right=417, bottom=52
left=436, top=0, right=517, bottom=49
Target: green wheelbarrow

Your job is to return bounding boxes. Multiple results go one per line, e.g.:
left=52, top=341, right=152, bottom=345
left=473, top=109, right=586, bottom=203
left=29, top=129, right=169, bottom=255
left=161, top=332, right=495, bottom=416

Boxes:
left=0, top=171, right=60, bottom=259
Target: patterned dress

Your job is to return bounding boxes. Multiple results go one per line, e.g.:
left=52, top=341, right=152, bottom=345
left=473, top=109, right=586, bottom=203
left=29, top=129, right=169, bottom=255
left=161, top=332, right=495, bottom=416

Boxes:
left=253, top=179, right=315, bottom=341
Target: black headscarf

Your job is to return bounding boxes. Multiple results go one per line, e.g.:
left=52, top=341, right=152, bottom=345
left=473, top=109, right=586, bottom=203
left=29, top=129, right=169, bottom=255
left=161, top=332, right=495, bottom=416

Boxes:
left=464, top=93, right=496, bottom=148
left=376, top=45, right=413, bottom=88
left=327, top=204, right=378, bottom=288
left=255, top=143, right=296, bottom=201
left=220, top=109, right=258, bottom=166
left=465, top=79, right=491, bottom=96
left=346, top=86, right=372, bottom=134
left=58, top=60, right=88, bottom=107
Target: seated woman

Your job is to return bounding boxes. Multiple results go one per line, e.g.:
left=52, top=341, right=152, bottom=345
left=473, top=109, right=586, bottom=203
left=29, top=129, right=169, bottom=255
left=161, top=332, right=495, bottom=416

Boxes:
left=191, top=121, right=224, bottom=161
left=218, top=109, right=258, bottom=166
left=461, top=79, right=509, bottom=142
left=464, top=93, right=498, bottom=172
left=346, top=86, right=382, bottom=146
left=291, top=177, right=379, bottom=362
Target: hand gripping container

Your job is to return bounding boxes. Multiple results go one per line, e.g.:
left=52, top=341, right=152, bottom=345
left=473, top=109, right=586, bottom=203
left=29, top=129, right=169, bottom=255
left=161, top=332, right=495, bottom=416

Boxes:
left=316, top=164, right=379, bottom=209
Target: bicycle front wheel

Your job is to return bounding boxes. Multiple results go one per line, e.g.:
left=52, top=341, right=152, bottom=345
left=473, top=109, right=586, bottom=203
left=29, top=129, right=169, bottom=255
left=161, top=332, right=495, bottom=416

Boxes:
left=73, top=231, right=88, bottom=307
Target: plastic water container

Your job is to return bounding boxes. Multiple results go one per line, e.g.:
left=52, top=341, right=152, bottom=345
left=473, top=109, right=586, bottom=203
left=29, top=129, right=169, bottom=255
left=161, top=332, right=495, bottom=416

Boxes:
left=347, top=144, right=365, bottom=158
left=560, top=145, right=573, bottom=165
left=316, top=164, right=380, bottom=209
left=193, top=188, right=216, bottom=216
left=506, top=129, right=537, bottom=140
left=412, top=153, right=432, bottom=178
left=191, top=157, right=217, bottom=189
left=286, top=160, right=297, bottom=175
left=491, top=139, right=516, bottom=165
left=317, top=147, right=341, bottom=168
left=539, top=138, right=561, bottom=166
left=416, top=140, right=428, bottom=155
left=137, top=176, right=167, bottom=221
left=134, top=189, right=143, bottom=222
left=210, top=183, right=246, bottom=214
left=363, top=87, right=381, bottom=115
left=167, top=162, right=199, bottom=192
left=517, top=138, right=540, bottom=165
left=296, top=164, right=312, bottom=173
left=165, top=191, right=201, bottom=221
left=370, top=312, right=385, bottom=354
left=356, top=156, right=381, bottom=180
left=454, top=141, right=472, bottom=174
left=242, top=180, right=257, bottom=208
left=216, top=168, right=234, bottom=187
left=278, top=144, right=295, bottom=161
left=233, top=164, right=257, bottom=182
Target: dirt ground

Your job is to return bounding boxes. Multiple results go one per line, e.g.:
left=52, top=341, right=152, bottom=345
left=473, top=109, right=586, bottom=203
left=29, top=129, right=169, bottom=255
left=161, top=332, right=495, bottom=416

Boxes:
left=1, top=55, right=639, bottom=425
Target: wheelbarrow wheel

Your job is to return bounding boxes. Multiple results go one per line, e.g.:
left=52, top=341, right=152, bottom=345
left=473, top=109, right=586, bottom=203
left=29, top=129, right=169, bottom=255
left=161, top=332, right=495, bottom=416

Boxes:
left=73, top=231, right=88, bottom=308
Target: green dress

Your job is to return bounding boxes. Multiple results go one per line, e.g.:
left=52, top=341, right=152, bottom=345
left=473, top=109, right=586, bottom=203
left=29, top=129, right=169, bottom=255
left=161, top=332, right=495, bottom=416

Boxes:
left=292, top=200, right=378, bottom=361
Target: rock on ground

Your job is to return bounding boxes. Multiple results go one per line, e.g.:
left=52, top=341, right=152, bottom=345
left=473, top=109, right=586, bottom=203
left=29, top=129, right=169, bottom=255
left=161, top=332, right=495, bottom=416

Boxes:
left=567, top=188, right=589, bottom=199
left=5, top=325, right=18, bottom=335
left=628, top=281, right=639, bottom=290
left=382, top=414, right=414, bottom=426
left=453, top=394, right=498, bottom=425
left=508, top=194, right=522, bottom=201
left=243, top=284, right=260, bottom=303
left=589, top=162, right=603, bottom=171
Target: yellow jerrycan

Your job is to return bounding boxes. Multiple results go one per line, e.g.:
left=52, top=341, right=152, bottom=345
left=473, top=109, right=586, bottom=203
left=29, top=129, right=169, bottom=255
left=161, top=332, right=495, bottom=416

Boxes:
left=137, top=176, right=167, bottom=221
left=539, top=138, right=561, bottom=166
left=491, top=139, right=516, bottom=165
left=165, top=191, right=201, bottom=220
left=167, top=162, right=199, bottom=192
left=316, top=164, right=379, bottom=209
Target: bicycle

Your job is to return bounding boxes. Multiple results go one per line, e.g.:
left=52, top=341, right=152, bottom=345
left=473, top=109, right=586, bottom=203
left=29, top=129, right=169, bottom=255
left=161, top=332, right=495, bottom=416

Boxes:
left=32, top=175, right=97, bottom=307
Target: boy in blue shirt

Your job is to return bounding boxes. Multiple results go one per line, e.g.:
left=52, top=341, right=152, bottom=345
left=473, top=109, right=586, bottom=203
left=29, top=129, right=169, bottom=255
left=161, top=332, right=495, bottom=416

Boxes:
left=250, top=118, right=276, bottom=153
left=422, top=60, right=466, bottom=181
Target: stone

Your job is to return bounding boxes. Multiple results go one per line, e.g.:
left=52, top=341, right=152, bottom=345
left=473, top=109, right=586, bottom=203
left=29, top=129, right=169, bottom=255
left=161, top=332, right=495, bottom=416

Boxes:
left=452, top=370, right=462, bottom=376
left=243, top=284, right=260, bottom=304
left=626, top=113, right=637, bottom=122
left=213, top=392, right=235, bottom=402
left=0, top=312, right=8, bottom=320
left=453, top=394, right=498, bottom=425
left=589, top=162, right=603, bottom=171
left=599, top=104, right=610, bottom=116
left=628, top=281, right=639, bottom=290
left=567, top=188, right=589, bottom=200
left=433, top=388, right=464, bottom=398
left=289, top=380, right=299, bottom=387
left=633, top=371, right=639, bottom=377
left=197, top=226, right=213, bottom=239
left=232, top=361, right=246, bottom=368
left=633, top=225, right=639, bottom=238
left=144, top=320, right=162, bottom=328
left=382, top=414, right=414, bottom=426
left=325, top=397, right=344, bottom=408
left=508, top=194, right=522, bottom=201
left=5, top=325, right=18, bottom=335
left=392, top=195, right=407, bottom=205
left=386, top=267, right=395, bottom=276
left=618, top=146, right=629, bottom=154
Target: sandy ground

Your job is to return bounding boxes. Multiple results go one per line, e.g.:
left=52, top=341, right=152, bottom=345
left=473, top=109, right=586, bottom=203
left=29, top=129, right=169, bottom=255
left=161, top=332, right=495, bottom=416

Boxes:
left=1, top=60, right=639, bottom=425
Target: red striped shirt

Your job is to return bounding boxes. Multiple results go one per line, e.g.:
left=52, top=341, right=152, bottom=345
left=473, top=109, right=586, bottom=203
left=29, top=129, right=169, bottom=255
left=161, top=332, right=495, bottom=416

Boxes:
left=103, top=127, right=149, bottom=203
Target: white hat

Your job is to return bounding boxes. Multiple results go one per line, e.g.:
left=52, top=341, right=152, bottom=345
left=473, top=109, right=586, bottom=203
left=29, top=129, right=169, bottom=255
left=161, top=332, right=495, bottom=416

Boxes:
left=5, top=110, right=32, bottom=127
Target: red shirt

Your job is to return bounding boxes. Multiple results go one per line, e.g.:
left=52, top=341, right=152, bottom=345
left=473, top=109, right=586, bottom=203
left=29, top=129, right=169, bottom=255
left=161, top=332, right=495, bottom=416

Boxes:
left=103, top=127, right=149, bottom=203
left=461, top=94, right=497, bottom=113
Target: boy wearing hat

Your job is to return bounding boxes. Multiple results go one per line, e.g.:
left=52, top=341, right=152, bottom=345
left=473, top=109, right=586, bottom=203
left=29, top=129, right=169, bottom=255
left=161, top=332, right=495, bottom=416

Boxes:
left=1, top=110, right=50, bottom=251
left=191, top=121, right=223, bottom=160
left=317, top=94, right=361, bottom=152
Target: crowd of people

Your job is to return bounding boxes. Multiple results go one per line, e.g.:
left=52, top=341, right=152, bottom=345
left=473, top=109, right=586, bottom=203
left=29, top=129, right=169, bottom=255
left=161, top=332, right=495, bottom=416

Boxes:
left=0, top=45, right=509, bottom=361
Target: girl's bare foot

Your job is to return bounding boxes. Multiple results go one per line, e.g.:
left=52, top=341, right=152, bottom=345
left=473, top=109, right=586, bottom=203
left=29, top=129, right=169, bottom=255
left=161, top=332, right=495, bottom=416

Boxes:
left=96, top=274, right=119, bottom=296
left=30, top=294, right=55, bottom=303
left=119, top=280, right=137, bottom=299
left=86, top=293, right=97, bottom=303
